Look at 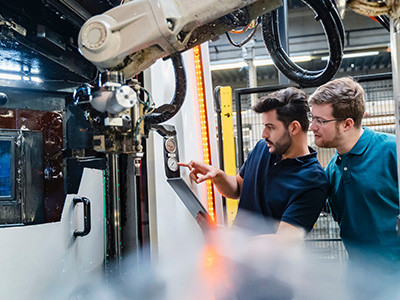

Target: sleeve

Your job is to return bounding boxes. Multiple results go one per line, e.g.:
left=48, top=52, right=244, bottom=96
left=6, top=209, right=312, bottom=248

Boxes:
left=239, top=148, right=254, bottom=179
left=281, top=186, right=328, bottom=233
left=239, top=159, right=247, bottom=179
left=324, top=161, right=338, bottom=221
left=327, top=196, right=338, bottom=222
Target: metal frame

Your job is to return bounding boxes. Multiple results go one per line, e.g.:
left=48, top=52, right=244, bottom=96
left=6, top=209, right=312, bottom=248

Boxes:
left=234, top=72, right=393, bottom=168
left=0, top=137, right=15, bottom=202
left=390, top=18, right=400, bottom=234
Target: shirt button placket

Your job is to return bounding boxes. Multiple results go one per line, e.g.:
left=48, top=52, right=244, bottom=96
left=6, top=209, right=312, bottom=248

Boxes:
left=342, top=156, right=350, bottom=183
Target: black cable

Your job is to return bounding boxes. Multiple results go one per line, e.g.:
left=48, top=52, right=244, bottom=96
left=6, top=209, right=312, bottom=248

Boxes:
left=376, top=15, right=390, bottom=32
left=144, top=54, right=186, bottom=128
left=261, top=0, right=344, bottom=87
left=325, top=0, right=345, bottom=47
left=225, top=17, right=261, bottom=48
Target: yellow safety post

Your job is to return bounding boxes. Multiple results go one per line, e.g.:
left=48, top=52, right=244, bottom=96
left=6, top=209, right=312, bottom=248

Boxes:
left=219, top=86, right=238, bottom=227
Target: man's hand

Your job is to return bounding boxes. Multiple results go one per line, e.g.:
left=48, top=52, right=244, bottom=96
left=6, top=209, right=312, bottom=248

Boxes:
left=178, top=161, right=222, bottom=184
left=178, top=160, right=242, bottom=199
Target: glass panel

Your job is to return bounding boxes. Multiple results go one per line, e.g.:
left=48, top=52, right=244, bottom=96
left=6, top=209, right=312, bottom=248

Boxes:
left=0, top=140, right=11, bottom=197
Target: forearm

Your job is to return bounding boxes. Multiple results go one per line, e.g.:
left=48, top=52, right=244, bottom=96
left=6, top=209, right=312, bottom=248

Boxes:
left=212, top=171, right=241, bottom=199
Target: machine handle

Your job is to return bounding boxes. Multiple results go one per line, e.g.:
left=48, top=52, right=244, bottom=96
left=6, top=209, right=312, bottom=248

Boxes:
left=73, top=197, right=91, bottom=237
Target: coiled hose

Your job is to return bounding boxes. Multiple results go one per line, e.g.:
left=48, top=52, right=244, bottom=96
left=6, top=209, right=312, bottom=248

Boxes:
left=262, top=0, right=345, bottom=87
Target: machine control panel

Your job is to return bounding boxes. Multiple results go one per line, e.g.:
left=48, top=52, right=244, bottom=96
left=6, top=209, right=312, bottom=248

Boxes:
left=163, top=136, right=180, bottom=178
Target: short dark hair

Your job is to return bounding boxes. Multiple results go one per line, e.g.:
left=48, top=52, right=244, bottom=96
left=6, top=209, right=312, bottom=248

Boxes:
left=252, top=87, right=310, bottom=132
left=309, top=77, right=365, bottom=128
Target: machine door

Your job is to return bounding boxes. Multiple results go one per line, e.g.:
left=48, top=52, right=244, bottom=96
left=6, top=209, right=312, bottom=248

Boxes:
left=0, top=168, right=105, bottom=299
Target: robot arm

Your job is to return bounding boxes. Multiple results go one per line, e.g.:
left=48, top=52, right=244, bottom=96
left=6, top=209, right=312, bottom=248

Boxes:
left=78, top=0, right=281, bottom=79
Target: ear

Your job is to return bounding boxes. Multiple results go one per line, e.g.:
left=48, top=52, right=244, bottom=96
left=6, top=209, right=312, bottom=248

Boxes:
left=288, top=121, right=301, bottom=136
left=342, top=118, right=354, bottom=132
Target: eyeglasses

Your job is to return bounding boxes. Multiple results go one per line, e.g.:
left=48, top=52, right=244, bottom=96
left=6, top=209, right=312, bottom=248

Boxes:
left=308, top=113, right=346, bottom=126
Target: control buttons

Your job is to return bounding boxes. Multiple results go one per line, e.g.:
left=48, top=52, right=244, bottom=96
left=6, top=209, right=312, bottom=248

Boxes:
left=165, top=137, right=177, bottom=153
left=167, top=157, right=179, bottom=172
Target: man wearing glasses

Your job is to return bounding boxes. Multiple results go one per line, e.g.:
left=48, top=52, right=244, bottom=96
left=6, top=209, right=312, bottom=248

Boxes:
left=309, top=77, right=400, bottom=294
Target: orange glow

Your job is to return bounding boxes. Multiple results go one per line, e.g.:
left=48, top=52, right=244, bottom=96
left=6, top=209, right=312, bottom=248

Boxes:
left=200, top=244, right=232, bottom=299
left=193, top=45, right=216, bottom=222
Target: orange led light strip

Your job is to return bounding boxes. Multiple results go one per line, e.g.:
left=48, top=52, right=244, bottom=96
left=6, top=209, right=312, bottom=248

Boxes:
left=193, top=45, right=216, bottom=222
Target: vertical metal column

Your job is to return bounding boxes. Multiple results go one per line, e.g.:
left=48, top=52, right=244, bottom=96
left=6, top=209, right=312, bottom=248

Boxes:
left=390, top=18, right=400, bottom=234
left=105, top=153, right=122, bottom=275
left=243, top=39, right=258, bottom=106
left=235, top=89, right=244, bottom=168
left=119, top=154, right=140, bottom=263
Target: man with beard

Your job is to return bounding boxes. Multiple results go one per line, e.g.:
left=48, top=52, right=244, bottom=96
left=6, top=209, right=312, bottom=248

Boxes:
left=309, top=77, right=400, bottom=295
left=179, top=87, right=328, bottom=236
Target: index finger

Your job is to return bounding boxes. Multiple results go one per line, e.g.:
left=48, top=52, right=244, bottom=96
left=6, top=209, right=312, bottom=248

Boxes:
left=177, top=162, right=190, bottom=168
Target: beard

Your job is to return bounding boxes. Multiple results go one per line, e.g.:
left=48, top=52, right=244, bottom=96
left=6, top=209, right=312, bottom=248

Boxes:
left=266, top=130, right=292, bottom=156
left=314, top=125, right=342, bottom=148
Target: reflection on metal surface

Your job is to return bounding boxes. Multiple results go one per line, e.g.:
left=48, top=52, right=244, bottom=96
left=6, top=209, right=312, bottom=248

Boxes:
left=0, top=108, right=64, bottom=222
left=0, top=129, right=44, bottom=225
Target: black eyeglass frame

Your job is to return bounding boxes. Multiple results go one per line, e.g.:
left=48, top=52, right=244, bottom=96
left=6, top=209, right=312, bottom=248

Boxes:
left=308, top=113, right=347, bottom=126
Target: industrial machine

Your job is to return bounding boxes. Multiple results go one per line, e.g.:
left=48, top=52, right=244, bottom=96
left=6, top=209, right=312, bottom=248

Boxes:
left=0, top=0, right=398, bottom=298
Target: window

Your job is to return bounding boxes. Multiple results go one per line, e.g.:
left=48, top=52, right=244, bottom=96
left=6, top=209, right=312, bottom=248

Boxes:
left=0, top=140, right=13, bottom=199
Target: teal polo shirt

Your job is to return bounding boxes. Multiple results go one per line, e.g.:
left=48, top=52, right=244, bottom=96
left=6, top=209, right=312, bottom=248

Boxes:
left=326, top=127, right=400, bottom=264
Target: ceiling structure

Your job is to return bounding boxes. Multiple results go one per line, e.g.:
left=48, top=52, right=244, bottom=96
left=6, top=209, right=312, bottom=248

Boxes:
left=0, top=0, right=120, bottom=90
left=0, top=0, right=393, bottom=92
left=208, top=2, right=392, bottom=89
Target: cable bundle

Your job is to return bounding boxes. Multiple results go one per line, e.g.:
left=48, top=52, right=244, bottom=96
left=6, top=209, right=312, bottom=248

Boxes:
left=349, top=0, right=390, bottom=17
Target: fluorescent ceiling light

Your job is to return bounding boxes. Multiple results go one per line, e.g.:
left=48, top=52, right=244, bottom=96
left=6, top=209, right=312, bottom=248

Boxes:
left=291, top=55, right=313, bottom=62
left=31, top=68, right=40, bottom=74
left=31, top=76, right=43, bottom=83
left=254, top=55, right=312, bottom=66
left=0, top=62, right=21, bottom=72
left=254, top=59, right=273, bottom=67
left=0, top=73, right=43, bottom=83
left=211, top=55, right=312, bottom=70
left=0, top=73, right=22, bottom=80
left=210, top=61, right=247, bottom=71
left=321, top=51, right=380, bottom=61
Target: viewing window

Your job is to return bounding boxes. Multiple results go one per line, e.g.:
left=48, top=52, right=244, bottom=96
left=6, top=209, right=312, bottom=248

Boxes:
left=0, top=139, right=13, bottom=200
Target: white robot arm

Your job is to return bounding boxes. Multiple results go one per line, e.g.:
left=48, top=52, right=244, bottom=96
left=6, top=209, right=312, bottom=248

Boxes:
left=78, top=0, right=281, bottom=79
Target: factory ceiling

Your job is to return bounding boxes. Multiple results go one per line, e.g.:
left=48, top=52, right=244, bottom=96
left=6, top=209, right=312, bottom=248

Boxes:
left=208, top=5, right=392, bottom=89
left=0, top=0, right=119, bottom=90
left=0, top=0, right=393, bottom=91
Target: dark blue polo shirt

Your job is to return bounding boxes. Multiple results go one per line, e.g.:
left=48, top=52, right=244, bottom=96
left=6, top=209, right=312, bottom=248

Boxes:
left=235, top=140, right=328, bottom=233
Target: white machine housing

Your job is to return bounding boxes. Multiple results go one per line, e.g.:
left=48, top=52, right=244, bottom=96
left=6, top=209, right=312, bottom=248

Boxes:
left=78, top=0, right=280, bottom=78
